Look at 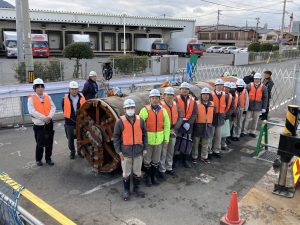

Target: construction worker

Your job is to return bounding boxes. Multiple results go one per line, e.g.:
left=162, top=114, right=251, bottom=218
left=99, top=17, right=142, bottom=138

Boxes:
left=221, top=82, right=234, bottom=151
left=113, top=99, right=147, bottom=201
left=229, top=82, right=238, bottom=139
left=244, top=73, right=268, bottom=137
left=159, top=87, right=183, bottom=178
left=209, top=79, right=229, bottom=158
left=175, top=82, right=197, bottom=168
left=82, top=71, right=98, bottom=100
left=232, top=79, right=249, bottom=141
left=62, top=81, right=86, bottom=159
left=140, top=89, right=170, bottom=186
left=28, top=78, right=56, bottom=166
left=192, top=87, right=215, bottom=164
left=261, top=70, right=274, bottom=120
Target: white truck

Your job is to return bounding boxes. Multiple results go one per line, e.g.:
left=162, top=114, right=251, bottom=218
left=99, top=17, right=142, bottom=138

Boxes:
left=134, top=38, right=168, bottom=55
left=66, top=34, right=91, bottom=46
left=3, top=31, right=17, bottom=57
left=167, top=38, right=204, bottom=57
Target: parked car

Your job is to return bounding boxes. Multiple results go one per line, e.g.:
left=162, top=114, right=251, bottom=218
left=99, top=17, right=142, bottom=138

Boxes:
left=206, top=46, right=222, bottom=53
left=219, top=47, right=227, bottom=53
left=240, top=48, right=248, bottom=52
left=224, top=46, right=238, bottom=54
left=233, top=48, right=242, bottom=53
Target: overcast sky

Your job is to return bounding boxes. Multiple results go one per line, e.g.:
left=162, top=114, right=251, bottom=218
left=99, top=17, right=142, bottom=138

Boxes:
left=5, top=0, right=300, bottom=29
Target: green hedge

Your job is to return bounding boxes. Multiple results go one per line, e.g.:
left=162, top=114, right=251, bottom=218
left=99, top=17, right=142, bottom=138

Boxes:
left=14, top=60, right=64, bottom=83
left=248, top=42, right=280, bottom=52
left=111, top=54, right=148, bottom=74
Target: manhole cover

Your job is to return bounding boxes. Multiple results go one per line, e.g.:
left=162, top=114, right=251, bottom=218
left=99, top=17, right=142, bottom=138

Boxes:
left=256, top=150, right=279, bottom=163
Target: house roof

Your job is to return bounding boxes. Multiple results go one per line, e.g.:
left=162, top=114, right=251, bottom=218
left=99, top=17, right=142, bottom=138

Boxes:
left=199, top=24, right=255, bottom=32
left=0, top=0, right=14, bottom=8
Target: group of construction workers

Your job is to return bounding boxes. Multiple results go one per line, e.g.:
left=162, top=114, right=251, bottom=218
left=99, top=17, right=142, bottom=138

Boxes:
left=27, top=70, right=270, bottom=202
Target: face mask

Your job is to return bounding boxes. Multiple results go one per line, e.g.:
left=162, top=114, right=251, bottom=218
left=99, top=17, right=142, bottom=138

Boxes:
left=237, top=87, right=244, bottom=92
left=126, top=109, right=135, bottom=117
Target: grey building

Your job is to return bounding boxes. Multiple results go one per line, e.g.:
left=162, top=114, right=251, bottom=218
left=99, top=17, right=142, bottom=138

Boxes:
left=0, top=6, right=195, bottom=54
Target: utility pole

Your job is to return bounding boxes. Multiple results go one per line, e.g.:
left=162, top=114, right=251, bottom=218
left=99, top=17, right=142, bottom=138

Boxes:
left=22, top=0, right=34, bottom=82
left=216, top=9, right=221, bottom=44
left=297, top=24, right=300, bottom=49
left=280, top=0, right=287, bottom=53
left=15, top=0, right=24, bottom=64
left=255, top=17, right=260, bottom=42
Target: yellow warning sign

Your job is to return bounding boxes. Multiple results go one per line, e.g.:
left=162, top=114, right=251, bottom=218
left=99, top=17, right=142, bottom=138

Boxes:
left=292, top=158, right=300, bottom=187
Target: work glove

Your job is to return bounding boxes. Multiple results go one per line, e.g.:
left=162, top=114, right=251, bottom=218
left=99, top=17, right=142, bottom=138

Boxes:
left=183, top=122, right=190, bottom=131
left=243, top=111, right=247, bottom=115
left=261, top=109, right=266, bottom=113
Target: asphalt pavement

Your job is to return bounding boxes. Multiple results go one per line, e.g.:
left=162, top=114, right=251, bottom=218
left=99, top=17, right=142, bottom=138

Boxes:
left=0, top=120, right=272, bottom=225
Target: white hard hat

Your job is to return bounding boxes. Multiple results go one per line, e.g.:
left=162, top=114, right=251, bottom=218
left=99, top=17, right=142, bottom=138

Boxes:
left=201, top=87, right=211, bottom=94
left=33, top=78, right=44, bottom=85
left=254, top=72, right=262, bottom=79
left=223, top=71, right=230, bottom=77
left=149, top=89, right=161, bottom=97
left=89, top=71, right=97, bottom=77
left=123, top=99, right=136, bottom=108
left=236, top=79, right=244, bottom=87
left=180, top=82, right=190, bottom=89
left=215, top=79, right=224, bottom=85
left=164, top=87, right=175, bottom=95
left=224, top=82, right=231, bottom=88
left=69, top=81, right=79, bottom=89
left=230, top=82, right=236, bottom=89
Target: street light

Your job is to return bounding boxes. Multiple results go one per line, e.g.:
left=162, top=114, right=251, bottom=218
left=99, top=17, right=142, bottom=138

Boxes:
left=121, top=12, right=127, bottom=54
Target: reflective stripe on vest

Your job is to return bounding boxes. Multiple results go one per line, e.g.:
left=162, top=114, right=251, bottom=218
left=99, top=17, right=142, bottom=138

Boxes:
left=211, top=91, right=226, bottom=113
left=225, top=93, right=233, bottom=113
left=145, top=105, right=164, bottom=132
left=63, top=93, right=86, bottom=119
left=176, top=95, right=195, bottom=120
left=238, top=89, right=246, bottom=109
left=196, top=101, right=214, bottom=124
left=120, top=115, right=143, bottom=145
left=249, top=83, right=262, bottom=102
left=160, top=100, right=178, bottom=126
left=29, top=93, right=51, bottom=116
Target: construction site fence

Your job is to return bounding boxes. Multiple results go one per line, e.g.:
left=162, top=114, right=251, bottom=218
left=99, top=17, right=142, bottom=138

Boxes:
left=248, top=50, right=300, bottom=64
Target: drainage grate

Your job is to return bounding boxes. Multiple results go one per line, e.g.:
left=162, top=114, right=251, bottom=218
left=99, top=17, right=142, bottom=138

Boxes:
left=256, top=150, right=279, bottom=163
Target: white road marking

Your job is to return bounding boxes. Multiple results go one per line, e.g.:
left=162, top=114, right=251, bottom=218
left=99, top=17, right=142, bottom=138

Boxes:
left=0, top=143, right=3, bottom=148
left=195, top=173, right=215, bottom=184
left=81, top=177, right=123, bottom=196
left=126, top=218, right=146, bottom=225
left=5, top=142, right=11, bottom=145
left=10, top=151, right=22, bottom=157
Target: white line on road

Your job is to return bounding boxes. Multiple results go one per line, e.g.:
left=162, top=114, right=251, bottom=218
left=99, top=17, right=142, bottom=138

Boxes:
left=81, top=177, right=123, bottom=196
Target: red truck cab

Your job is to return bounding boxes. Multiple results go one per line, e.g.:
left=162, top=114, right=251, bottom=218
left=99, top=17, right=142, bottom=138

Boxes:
left=187, top=43, right=204, bottom=56
left=31, top=34, right=49, bottom=58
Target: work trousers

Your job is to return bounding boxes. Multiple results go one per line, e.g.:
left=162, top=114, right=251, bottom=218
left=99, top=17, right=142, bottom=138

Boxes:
left=121, top=155, right=143, bottom=178
left=192, top=137, right=210, bottom=159
left=159, top=137, right=176, bottom=173
left=33, top=121, right=54, bottom=162
left=244, top=111, right=261, bottom=135
left=144, top=144, right=163, bottom=168
left=209, top=126, right=222, bottom=154
left=65, top=124, right=76, bottom=154
left=232, top=109, right=246, bottom=137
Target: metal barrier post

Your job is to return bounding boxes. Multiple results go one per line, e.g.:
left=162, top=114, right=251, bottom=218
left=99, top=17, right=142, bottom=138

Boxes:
left=255, top=121, right=268, bottom=156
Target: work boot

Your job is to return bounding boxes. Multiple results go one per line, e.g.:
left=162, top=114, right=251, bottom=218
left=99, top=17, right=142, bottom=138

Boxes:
left=157, top=171, right=166, bottom=181
left=77, top=151, right=84, bottom=158
left=70, top=152, right=75, bottom=159
left=173, top=155, right=180, bottom=169
left=165, top=170, right=176, bottom=176
left=212, top=152, right=221, bottom=158
left=46, top=160, right=55, bottom=166
left=144, top=166, right=152, bottom=187
left=133, top=175, right=145, bottom=198
left=36, top=161, right=43, bottom=166
left=226, top=138, right=232, bottom=145
left=122, top=177, right=130, bottom=201
left=183, top=155, right=192, bottom=168
left=249, top=133, right=257, bottom=138
left=150, top=166, right=160, bottom=186
left=208, top=154, right=213, bottom=160
left=240, top=133, right=246, bottom=137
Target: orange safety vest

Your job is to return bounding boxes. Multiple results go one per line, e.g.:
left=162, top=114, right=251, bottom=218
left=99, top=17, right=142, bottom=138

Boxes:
left=238, top=89, right=246, bottom=109
left=160, top=100, right=178, bottom=126
left=29, top=93, right=51, bottom=116
left=225, top=93, right=233, bottom=113
left=249, top=83, right=263, bottom=102
left=233, top=93, right=238, bottom=110
left=120, top=115, right=143, bottom=145
left=196, top=101, right=214, bottom=124
left=211, top=91, right=226, bottom=114
left=145, top=105, right=164, bottom=132
left=63, top=93, right=86, bottom=119
left=176, top=95, right=195, bottom=120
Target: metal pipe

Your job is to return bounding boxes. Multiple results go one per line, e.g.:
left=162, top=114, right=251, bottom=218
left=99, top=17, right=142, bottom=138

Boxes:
left=278, top=162, right=288, bottom=186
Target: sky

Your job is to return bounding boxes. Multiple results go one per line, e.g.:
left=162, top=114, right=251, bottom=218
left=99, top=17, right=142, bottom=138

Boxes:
left=5, top=0, right=300, bottom=29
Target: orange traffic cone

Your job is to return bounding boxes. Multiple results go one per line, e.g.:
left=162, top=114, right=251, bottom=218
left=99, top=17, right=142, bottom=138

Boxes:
left=220, top=192, right=245, bottom=225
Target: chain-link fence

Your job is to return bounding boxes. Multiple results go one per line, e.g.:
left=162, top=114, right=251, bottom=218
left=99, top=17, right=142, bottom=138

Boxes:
left=193, top=64, right=299, bottom=114
left=248, top=50, right=300, bottom=64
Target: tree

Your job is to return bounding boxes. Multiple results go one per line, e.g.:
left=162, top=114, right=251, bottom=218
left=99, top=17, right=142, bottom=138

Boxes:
left=248, top=42, right=261, bottom=52
left=63, top=42, right=94, bottom=78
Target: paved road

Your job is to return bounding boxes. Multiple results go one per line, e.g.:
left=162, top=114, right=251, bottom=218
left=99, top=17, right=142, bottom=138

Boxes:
left=0, top=120, right=272, bottom=225
left=0, top=53, right=234, bottom=85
